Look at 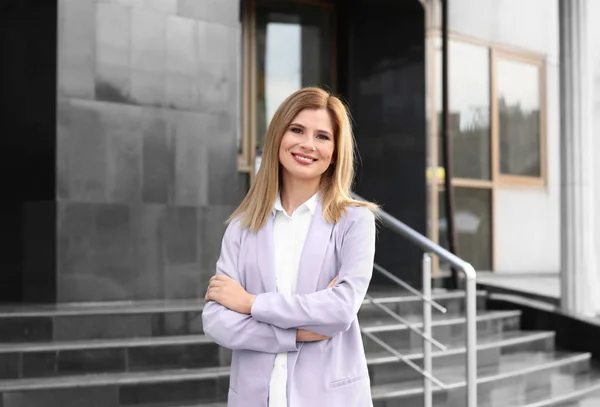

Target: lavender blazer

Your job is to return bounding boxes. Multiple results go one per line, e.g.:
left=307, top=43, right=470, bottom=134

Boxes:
left=202, top=202, right=376, bottom=407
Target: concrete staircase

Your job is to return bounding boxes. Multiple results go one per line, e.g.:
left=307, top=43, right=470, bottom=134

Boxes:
left=1, top=288, right=599, bottom=407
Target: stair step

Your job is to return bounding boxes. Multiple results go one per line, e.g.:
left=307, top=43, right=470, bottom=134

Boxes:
left=0, top=366, right=230, bottom=392
left=178, top=404, right=226, bottom=407
left=0, top=330, right=555, bottom=389
left=360, top=289, right=487, bottom=318
left=0, top=367, right=231, bottom=407
left=361, top=310, right=521, bottom=353
left=371, top=351, right=592, bottom=406
left=367, top=330, right=554, bottom=363
left=133, top=403, right=227, bottom=407
left=180, top=404, right=227, bottom=407
left=0, top=290, right=479, bottom=319
left=554, top=396, right=600, bottom=407
left=362, top=309, right=522, bottom=332
left=0, top=310, right=523, bottom=354
left=361, top=310, right=521, bottom=332
left=367, top=330, right=556, bottom=386
left=475, top=370, right=600, bottom=407
left=0, top=324, right=552, bottom=380
left=0, top=334, right=222, bottom=380
left=525, top=375, right=600, bottom=407
left=0, top=300, right=207, bottom=319
left=0, top=306, right=531, bottom=381
left=0, top=334, right=216, bottom=353
left=0, top=301, right=205, bottom=343
left=0, top=290, right=480, bottom=344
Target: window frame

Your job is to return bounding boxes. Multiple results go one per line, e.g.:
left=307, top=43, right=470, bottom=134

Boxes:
left=427, top=30, right=548, bottom=273
left=428, top=31, right=497, bottom=272
left=238, top=0, right=256, bottom=175
left=491, top=49, right=547, bottom=188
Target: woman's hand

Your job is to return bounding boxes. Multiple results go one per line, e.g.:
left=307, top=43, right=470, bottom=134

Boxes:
left=204, top=275, right=256, bottom=315
left=296, top=329, right=330, bottom=342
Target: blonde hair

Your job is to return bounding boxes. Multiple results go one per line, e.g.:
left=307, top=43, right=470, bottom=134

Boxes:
left=230, top=87, right=378, bottom=232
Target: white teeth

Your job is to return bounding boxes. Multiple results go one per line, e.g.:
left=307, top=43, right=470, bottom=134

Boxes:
left=294, top=154, right=314, bottom=163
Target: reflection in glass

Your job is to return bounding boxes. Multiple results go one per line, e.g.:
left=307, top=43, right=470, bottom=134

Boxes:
left=130, top=9, right=167, bottom=106
left=255, top=1, right=333, bottom=153
left=96, top=3, right=131, bottom=103
left=438, top=186, right=492, bottom=271
left=497, top=58, right=541, bottom=177
left=436, top=39, right=491, bottom=180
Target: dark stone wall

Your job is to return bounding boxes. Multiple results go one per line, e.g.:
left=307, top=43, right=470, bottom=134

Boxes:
left=339, top=0, right=427, bottom=287
left=55, top=0, right=244, bottom=302
left=2, top=0, right=245, bottom=303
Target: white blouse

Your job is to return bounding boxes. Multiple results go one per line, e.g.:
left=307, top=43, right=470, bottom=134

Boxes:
left=268, top=193, right=318, bottom=407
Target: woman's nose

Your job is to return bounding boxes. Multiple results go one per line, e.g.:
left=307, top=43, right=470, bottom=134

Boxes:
left=299, top=134, right=316, bottom=151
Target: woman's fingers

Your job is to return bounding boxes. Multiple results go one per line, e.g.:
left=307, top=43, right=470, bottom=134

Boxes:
left=208, top=280, right=227, bottom=290
left=204, top=285, right=219, bottom=300
left=205, top=289, right=219, bottom=301
left=210, top=275, right=231, bottom=282
left=207, top=275, right=232, bottom=289
left=204, top=275, right=232, bottom=302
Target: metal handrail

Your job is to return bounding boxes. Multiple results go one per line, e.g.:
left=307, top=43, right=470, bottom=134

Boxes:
left=422, top=254, right=434, bottom=406
left=362, top=260, right=449, bottom=394
left=373, top=263, right=448, bottom=313
left=354, top=194, right=478, bottom=407
left=362, top=329, right=447, bottom=389
left=364, top=293, right=447, bottom=351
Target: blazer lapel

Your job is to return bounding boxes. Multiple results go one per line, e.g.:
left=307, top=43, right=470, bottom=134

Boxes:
left=256, top=215, right=277, bottom=293
left=296, top=201, right=334, bottom=295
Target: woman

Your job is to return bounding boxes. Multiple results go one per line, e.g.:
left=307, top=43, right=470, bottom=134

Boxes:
left=202, top=87, right=378, bottom=407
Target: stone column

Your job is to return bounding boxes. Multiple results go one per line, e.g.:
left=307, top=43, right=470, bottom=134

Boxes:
left=559, top=0, right=600, bottom=316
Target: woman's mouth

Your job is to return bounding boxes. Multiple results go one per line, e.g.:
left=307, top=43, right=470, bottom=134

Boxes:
left=292, top=153, right=317, bottom=165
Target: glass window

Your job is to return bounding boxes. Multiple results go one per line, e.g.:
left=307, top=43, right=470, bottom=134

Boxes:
left=436, top=39, right=491, bottom=181
left=431, top=39, right=546, bottom=272
left=438, top=186, right=492, bottom=271
left=254, top=1, right=333, bottom=155
left=496, top=58, right=541, bottom=177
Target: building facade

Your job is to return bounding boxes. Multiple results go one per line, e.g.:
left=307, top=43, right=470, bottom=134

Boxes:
left=428, top=0, right=559, bottom=275
left=1, top=0, right=599, bottom=310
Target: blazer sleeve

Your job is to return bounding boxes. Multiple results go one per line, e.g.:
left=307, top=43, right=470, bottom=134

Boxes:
left=202, top=220, right=299, bottom=353
left=250, top=207, right=376, bottom=337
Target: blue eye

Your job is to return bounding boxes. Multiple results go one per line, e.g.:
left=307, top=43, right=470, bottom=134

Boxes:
left=291, top=127, right=302, bottom=134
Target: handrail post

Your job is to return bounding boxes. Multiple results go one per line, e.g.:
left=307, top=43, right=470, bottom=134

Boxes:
left=463, top=263, right=478, bottom=407
left=422, top=254, right=433, bottom=407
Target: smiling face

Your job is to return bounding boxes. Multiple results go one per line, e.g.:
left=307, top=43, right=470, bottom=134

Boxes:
left=278, top=108, right=336, bottom=186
